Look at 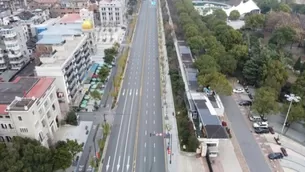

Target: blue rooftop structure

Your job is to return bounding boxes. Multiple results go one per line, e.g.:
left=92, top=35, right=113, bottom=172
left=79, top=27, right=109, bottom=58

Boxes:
left=38, top=23, right=82, bottom=38
left=83, top=63, right=99, bottom=83
left=36, top=36, right=65, bottom=45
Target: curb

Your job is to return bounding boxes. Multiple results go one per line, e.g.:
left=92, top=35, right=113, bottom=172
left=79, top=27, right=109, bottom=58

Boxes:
left=98, top=131, right=111, bottom=172
left=113, top=3, right=141, bottom=108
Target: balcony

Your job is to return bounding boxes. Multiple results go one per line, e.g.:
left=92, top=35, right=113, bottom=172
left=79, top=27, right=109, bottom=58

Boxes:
left=9, top=58, right=24, bottom=64
left=8, top=51, right=22, bottom=58
left=4, top=32, right=17, bottom=38
left=10, top=45, right=21, bottom=51
left=0, top=65, right=7, bottom=70
left=11, top=64, right=23, bottom=70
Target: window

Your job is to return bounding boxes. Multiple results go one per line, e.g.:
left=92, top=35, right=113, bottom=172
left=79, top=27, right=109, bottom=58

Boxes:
left=39, top=108, right=43, bottom=115
left=6, top=136, right=12, bottom=142
left=38, top=132, right=44, bottom=142
left=52, top=104, right=56, bottom=111
left=0, top=136, right=4, bottom=142
left=44, top=100, right=49, bottom=108
left=0, top=116, right=3, bottom=118
left=42, top=120, right=46, bottom=127
left=47, top=111, right=51, bottom=119
left=1, top=124, right=7, bottom=129
left=50, top=93, right=54, bottom=100
left=5, top=116, right=10, bottom=118
left=32, top=111, right=35, bottom=115
left=20, top=128, right=28, bottom=133
left=18, top=116, right=22, bottom=121
left=8, top=124, right=13, bottom=129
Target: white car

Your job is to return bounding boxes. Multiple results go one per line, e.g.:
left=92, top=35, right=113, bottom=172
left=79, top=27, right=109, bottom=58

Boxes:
left=253, top=122, right=268, bottom=128
left=233, top=88, right=245, bottom=93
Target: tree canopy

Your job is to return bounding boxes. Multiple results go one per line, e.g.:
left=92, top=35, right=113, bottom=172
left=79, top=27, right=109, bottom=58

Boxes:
left=252, top=87, right=279, bottom=117
left=229, top=10, right=240, bottom=20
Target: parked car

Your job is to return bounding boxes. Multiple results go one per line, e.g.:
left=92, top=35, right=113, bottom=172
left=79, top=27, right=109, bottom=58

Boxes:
left=254, top=127, right=270, bottom=134
left=268, top=127, right=275, bottom=134
left=281, top=147, right=288, bottom=156
left=253, top=121, right=269, bottom=128
left=249, top=115, right=262, bottom=122
left=233, top=88, right=245, bottom=93
left=239, top=100, right=252, bottom=106
left=268, top=152, right=283, bottom=160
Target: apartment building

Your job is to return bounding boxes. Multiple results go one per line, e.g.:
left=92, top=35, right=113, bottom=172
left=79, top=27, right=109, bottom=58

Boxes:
left=0, top=22, right=30, bottom=72
left=35, top=30, right=92, bottom=105
left=99, top=0, right=125, bottom=27
left=0, top=0, right=27, bottom=12
left=51, top=0, right=88, bottom=17
left=0, top=77, right=62, bottom=147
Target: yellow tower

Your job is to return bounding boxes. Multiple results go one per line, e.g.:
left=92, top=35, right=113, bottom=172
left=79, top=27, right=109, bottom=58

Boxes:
left=82, top=20, right=93, bottom=31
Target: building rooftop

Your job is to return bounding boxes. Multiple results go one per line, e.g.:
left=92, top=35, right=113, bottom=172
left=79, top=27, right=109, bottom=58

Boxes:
left=38, top=23, right=83, bottom=37
left=36, top=36, right=65, bottom=45
left=59, top=14, right=81, bottom=23
left=37, top=35, right=87, bottom=68
left=0, top=77, right=55, bottom=113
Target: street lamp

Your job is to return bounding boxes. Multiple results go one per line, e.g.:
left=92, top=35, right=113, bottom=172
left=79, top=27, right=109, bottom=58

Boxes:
left=281, top=93, right=301, bottom=135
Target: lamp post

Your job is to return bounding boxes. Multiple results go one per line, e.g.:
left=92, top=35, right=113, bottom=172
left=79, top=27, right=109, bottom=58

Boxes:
left=280, top=93, right=301, bottom=137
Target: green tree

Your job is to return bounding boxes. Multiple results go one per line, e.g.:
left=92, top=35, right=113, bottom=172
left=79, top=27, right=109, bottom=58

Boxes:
left=213, top=9, right=227, bottom=21
left=52, top=147, right=73, bottom=170
left=277, top=3, right=291, bottom=13
left=294, top=57, right=302, bottom=71
left=215, top=28, right=243, bottom=50
left=98, top=66, right=110, bottom=82
left=281, top=103, right=305, bottom=131
left=203, top=36, right=226, bottom=60
left=197, top=72, right=232, bottom=95
left=102, top=122, right=111, bottom=136
left=292, top=72, right=305, bottom=98
left=90, top=90, right=102, bottom=100
left=103, top=55, right=115, bottom=65
left=66, top=111, right=78, bottom=126
left=104, top=47, right=118, bottom=57
left=228, top=44, right=249, bottom=68
left=65, top=139, right=83, bottom=160
left=194, top=55, right=219, bottom=75
left=244, top=14, right=265, bottom=30
left=229, top=10, right=240, bottom=20
left=185, top=25, right=199, bottom=38
left=261, top=60, right=288, bottom=92
left=256, top=0, right=279, bottom=14
left=218, top=54, right=237, bottom=75
left=187, top=36, right=205, bottom=56
left=187, top=134, right=199, bottom=152
left=252, top=87, right=278, bottom=117
left=269, top=26, right=296, bottom=48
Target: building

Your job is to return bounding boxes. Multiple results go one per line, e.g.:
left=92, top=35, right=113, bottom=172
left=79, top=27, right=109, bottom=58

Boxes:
left=223, top=0, right=260, bottom=18
left=99, top=0, right=125, bottom=27
left=51, top=0, right=88, bottom=17
left=176, top=41, right=228, bottom=157
left=0, top=0, right=27, bottom=12
left=35, top=24, right=92, bottom=106
left=0, top=21, right=30, bottom=72
left=0, top=77, right=62, bottom=147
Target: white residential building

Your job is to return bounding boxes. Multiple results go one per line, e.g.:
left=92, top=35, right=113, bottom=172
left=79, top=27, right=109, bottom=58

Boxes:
left=35, top=33, right=92, bottom=105
left=99, top=0, right=126, bottom=27
left=0, top=77, right=62, bottom=147
left=0, top=23, right=30, bottom=72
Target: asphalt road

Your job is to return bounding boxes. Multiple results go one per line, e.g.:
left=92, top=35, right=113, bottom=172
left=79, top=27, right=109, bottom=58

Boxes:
left=221, top=96, right=272, bottom=172
left=102, top=0, right=166, bottom=172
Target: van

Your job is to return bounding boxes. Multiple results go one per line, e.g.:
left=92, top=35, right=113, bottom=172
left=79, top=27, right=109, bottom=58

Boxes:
left=249, top=115, right=262, bottom=122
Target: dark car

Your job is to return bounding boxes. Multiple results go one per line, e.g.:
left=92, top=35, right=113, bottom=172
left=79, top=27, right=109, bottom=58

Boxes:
left=281, top=147, right=288, bottom=156
left=248, top=93, right=254, bottom=100
left=239, top=100, right=252, bottom=106
left=268, top=152, right=283, bottom=160
left=254, top=127, right=270, bottom=134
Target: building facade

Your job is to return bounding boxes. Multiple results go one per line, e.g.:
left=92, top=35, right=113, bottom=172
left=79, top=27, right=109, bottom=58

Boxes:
left=99, top=0, right=125, bottom=27
left=0, top=23, right=30, bottom=72
left=35, top=34, right=92, bottom=105
left=0, top=77, right=62, bottom=147
left=50, top=0, right=88, bottom=17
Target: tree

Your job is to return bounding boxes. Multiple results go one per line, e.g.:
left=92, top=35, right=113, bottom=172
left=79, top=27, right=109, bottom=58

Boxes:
left=218, top=54, right=237, bottom=75
left=52, top=147, right=73, bottom=170
left=252, top=87, right=278, bottom=117
left=185, top=25, right=199, bottom=38
left=212, top=9, right=227, bottom=21
left=294, top=57, right=302, bottom=71
left=90, top=90, right=102, bottom=100
left=292, top=72, right=305, bottom=98
left=98, top=66, right=110, bottom=82
left=103, top=55, right=115, bottom=65
left=65, top=139, right=83, bottom=160
left=187, top=36, right=205, bottom=56
left=102, top=122, right=111, bottom=136
left=194, top=55, right=219, bottom=75
left=66, top=110, right=78, bottom=126
left=187, top=134, right=199, bottom=152
left=244, top=14, right=265, bottom=30
left=256, top=0, right=279, bottom=14
left=229, top=10, right=240, bottom=20
left=269, top=26, right=296, bottom=48
left=281, top=103, right=305, bottom=132
left=277, top=3, right=291, bottom=13
left=228, top=44, right=249, bottom=68
left=215, top=28, right=243, bottom=50
left=197, top=72, right=232, bottom=95
left=104, top=47, right=118, bottom=57
left=261, top=60, right=288, bottom=92
left=203, top=36, right=226, bottom=60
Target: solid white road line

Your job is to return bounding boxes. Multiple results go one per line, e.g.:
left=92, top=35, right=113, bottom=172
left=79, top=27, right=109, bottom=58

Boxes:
left=106, top=156, right=111, bottom=171
left=117, top=156, right=121, bottom=171
left=126, top=156, right=130, bottom=171
left=122, top=90, right=135, bottom=172
left=111, top=93, right=129, bottom=172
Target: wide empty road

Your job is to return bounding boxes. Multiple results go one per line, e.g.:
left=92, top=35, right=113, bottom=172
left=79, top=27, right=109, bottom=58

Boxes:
left=102, top=0, right=166, bottom=172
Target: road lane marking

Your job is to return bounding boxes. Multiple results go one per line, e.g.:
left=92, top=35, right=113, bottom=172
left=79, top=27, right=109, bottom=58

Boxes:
left=111, top=92, right=129, bottom=172
left=153, top=82, right=155, bottom=85
left=153, top=103, right=155, bottom=107
left=128, top=82, right=130, bottom=85
left=122, top=89, right=125, bottom=96
left=146, top=95, right=148, bottom=98
left=106, top=156, right=111, bottom=171
left=153, top=111, right=155, bottom=115
left=146, top=103, right=148, bottom=106
left=153, top=95, right=155, bottom=99
left=146, top=110, right=148, bottom=114
left=144, top=142, right=146, bottom=148
left=122, top=90, right=136, bottom=172
left=154, top=143, right=155, bottom=148
left=153, top=120, right=155, bottom=124
left=153, top=89, right=155, bottom=92
left=136, top=89, right=138, bottom=95
left=144, top=156, right=146, bottom=163
left=145, top=130, right=147, bottom=135
left=145, top=120, right=147, bottom=124
left=117, top=156, right=121, bottom=171
left=129, top=89, right=132, bottom=95
left=154, top=157, right=156, bottom=162
left=126, top=156, right=130, bottom=171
